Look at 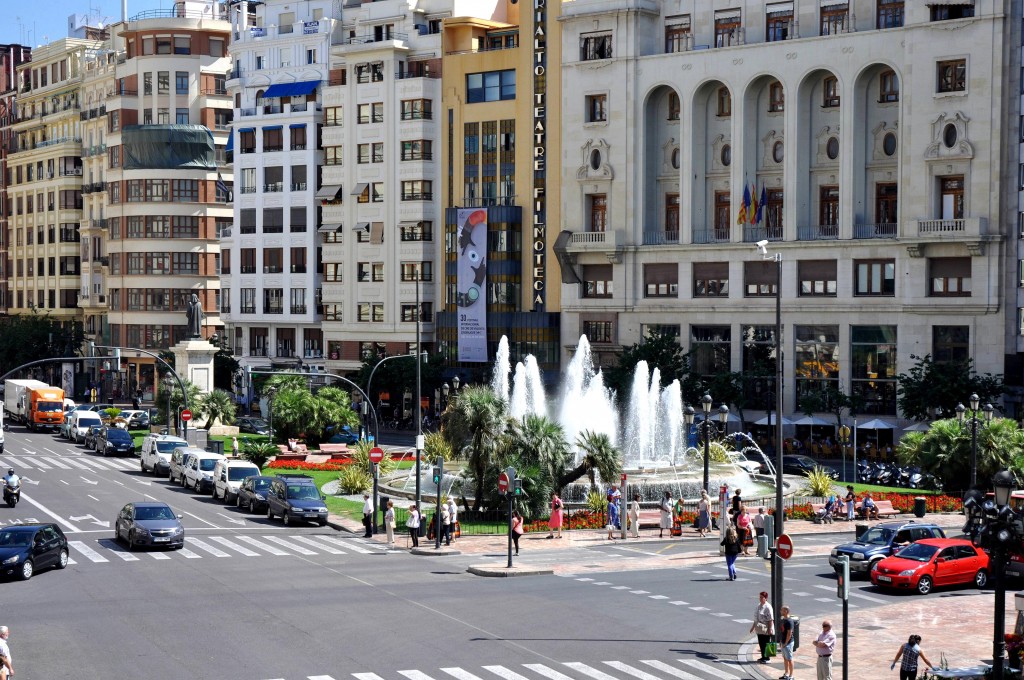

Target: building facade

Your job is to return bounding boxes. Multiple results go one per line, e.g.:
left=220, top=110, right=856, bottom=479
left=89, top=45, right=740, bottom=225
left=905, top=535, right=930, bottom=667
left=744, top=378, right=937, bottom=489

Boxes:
left=557, top=0, right=1021, bottom=420
left=0, top=44, right=32, bottom=316
left=439, top=0, right=563, bottom=381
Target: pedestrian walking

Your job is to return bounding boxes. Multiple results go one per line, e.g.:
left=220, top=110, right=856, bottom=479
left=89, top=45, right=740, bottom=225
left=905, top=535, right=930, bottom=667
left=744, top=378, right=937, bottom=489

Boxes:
left=361, top=493, right=373, bottom=538
left=813, top=620, right=836, bottom=680
left=606, top=485, right=621, bottom=538
left=844, top=485, right=856, bottom=521
left=0, top=625, right=13, bottom=680
left=232, top=436, right=239, bottom=457
left=447, top=498, right=458, bottom=542
left=779, top=605, right=795, bottom=680
left=737, top=505, right=753, bottom=555
left=891, top=634, right=933, bottom=680
left=384, top=500, right=396, bottom=546
left=697, top=490, right=711, bottom=537
left=407, top=504, right=420, bottom=548
left=721, top=526, right=741, bottom=580
left=750, top=590, right=775, bottom=664
left=511, top=510, right=524, bottom=555
left=547, top=493, right=563, bottom=539
left=628, top=493, right=640, bottom=538
left=440, top=501, right=451, bottom=545
left=660, top=491, right=673, bottom=538
left=731, top=488, right=743, bottom=525
left=753, top=506, right=767, bottom=537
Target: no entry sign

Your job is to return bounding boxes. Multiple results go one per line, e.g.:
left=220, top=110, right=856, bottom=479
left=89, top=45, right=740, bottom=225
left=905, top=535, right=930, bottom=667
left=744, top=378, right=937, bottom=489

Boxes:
left=498, top=471, right=510, bottom=494
left=180, top=409, right=192, bottom=422
left=369, top=447, right=385, bottom=464
left=776, top=534, right=794, bottom=560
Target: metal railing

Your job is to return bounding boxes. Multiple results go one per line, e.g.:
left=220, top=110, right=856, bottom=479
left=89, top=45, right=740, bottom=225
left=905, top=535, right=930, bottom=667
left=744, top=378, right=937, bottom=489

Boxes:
left=346, top=32, right=409, bottom=45
left=130, top=8, right=229, bottom=20
left=642, top=230, right=680, bottom=245
left=798, top=224, right=839, bottom=241
left=853, top=223, right=897, bottom=239
left=742, top=225, right=783, bottom=242
left=693, top=228, right=731, bottom=244
left=917, top=219, right=965, bottom=234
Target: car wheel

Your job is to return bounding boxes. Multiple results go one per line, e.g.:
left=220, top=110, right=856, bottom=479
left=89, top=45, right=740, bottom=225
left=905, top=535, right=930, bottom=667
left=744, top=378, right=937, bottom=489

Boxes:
left=318, top=519, right=327, bottom=527
left=168, top=473, right=174, bottom=484
left=283, top=510, right=291, bottom=526
left=140, top=460, right=147, bottom=473
left=916, top=575, right=934, bottom=595
left=57, top=548, right=69, bottom=569
left=249, top=500, right=257, bottom=513
left=975, top=569, right=989, bottom=589
left=267, top=506, right=274, bottom=520
left=194, top=479, right=202, bottom=493
left=19, top=558, right=33, bottom=580
left=212, top=486, right=219, bottom=500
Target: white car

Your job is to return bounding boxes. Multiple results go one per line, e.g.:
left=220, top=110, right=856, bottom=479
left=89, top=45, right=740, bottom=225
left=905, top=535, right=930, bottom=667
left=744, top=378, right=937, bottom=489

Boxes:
left=728, top=451, right=763, bottom=474
left=140, top=435, right=188, bottom=475
left=211, top=459, right=261, bottom=503
left=183, top=451, right=226, bottom=493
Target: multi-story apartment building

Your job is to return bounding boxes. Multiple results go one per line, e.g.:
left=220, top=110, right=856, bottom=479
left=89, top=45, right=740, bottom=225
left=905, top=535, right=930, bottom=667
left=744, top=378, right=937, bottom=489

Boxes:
left=318, top=0, right=450, bottom=372
left=8, top=37, right=101, bottom=325
left=222, top=0, right=333, bottom=373
left=0, top=45, right=32, bottom=316
left=556, top=0, right=1022, bottom=420
left=98, top=1, right=233, bottom=397
left=439, top=0, right=563, bottom=379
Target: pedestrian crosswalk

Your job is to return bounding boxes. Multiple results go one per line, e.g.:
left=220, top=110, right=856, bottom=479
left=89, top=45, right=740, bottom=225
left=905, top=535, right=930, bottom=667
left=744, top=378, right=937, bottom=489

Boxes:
left=0, top=453, right=140, bottom=472
left=262, top=658, right=751, bottom=680
left=65, top=534, right=388, bottom=566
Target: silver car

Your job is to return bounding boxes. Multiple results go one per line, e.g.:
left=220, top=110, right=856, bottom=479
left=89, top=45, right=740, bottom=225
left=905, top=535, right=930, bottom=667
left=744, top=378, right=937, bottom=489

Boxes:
left=114, top=502, right=185, bottom=550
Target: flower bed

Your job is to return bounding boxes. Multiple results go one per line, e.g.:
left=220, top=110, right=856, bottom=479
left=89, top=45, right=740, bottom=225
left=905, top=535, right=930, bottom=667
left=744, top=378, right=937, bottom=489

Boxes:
left=265, top=459, right=352, bottom=471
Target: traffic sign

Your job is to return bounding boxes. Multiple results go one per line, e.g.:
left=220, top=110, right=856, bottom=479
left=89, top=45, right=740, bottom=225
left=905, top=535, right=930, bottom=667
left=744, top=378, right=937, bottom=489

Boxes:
left=368, top=447, right=385, bottom=464
left=776, top=533, right=794, bottom=560
left=180, top=409, right=192, bottom=422
left=621, top=473, right=627, bottom=484
left=498, top=471, right=510, bottom=494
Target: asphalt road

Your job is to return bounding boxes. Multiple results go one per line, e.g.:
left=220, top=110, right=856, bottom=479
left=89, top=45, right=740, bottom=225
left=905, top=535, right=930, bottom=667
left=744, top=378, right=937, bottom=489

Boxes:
left=0, top=425, right=966, bottom=680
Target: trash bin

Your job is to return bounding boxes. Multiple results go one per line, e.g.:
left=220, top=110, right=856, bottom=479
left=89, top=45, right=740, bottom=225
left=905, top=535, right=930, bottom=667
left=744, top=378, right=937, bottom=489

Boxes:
left=914, top=496, right=927, bottom=518
left=790, top=615, right=800, bottom=651
left=855, top=522, right=870, bottom=540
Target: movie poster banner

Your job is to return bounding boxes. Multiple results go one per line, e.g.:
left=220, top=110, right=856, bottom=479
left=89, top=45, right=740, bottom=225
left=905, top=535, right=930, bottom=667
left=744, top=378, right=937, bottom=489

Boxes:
left=456, top=208, right=488, bottom=362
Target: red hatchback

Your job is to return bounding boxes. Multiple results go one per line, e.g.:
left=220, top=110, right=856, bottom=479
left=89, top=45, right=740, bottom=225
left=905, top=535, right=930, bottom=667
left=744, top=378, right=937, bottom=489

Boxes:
left=870, top=538, right=989, bottom=595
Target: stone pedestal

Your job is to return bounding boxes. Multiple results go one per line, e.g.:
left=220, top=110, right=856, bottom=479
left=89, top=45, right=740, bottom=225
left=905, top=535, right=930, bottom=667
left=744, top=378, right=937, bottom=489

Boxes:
left=171, top=338, right=218, bottom=394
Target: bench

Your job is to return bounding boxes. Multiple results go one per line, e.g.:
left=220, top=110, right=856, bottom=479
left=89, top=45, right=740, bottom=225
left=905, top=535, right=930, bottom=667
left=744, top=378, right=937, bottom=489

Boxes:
left=856, top=499, right=899, bottom=518
left=273, top=453, right=306, bottom=463
left=317, top=442, right=349, bottom=456
left=277, top=443, right=308, bottom=455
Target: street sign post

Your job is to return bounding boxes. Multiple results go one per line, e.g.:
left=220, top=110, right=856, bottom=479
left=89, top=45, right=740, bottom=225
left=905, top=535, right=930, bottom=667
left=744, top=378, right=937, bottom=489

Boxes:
left=180, top=409, right=192, bottom=422
left=776, top=534, right=793, bottom=561
left=368, top=447, right=385, bottom=464
left=498, top=472, right=510, bottom=495
left=836, top=555, right=850, bottom=680
left=434, top=456, right=444, bottom=550
left=369, top=447, right=384, bottom=535
left=620, top=473, right=628, bottom=539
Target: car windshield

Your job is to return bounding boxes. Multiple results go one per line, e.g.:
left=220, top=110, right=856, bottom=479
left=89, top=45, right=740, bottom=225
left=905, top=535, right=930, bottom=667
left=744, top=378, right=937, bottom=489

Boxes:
left=253, top=479, right=272, bottom=491
left=0, top=530, right=33, bottom=547
left=38, top=401, right=63, bottom=412
left=229, top=467, right=258, bottom=481
left=134, top=506, right=176, bottom=521
left=156, top=441, right=184, bottom=453
left=287, top=484, right=320, bottom=500
left=107, top=430, right=131, bottom=441
left=199, top=458, right=219, bottom=472
left=894, top=543, right=939, bottom=562
left=247, top=419, right=269, bottom=428
left=857, top=527, right=895, bottom=545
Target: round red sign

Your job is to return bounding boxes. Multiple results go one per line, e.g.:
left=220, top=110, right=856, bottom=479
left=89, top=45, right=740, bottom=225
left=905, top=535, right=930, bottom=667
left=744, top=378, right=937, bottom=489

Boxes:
left=776, top=534, right=794, bottom=560
left=369, top=447, right=385, bottom=464
left=180, top=409, right=192, bottom=422
left=498, top=472, right=510, bottom=493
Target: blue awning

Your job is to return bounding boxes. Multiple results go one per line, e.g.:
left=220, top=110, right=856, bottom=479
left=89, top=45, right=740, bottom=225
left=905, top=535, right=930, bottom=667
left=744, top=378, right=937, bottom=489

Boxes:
left=225, top=133, right=234, bottom=152
left=289, top=123, right=306, bottom=129
left=263, top=80, right=320, bottom=98
left=262, top=125, right=283, bottom=131
left=238, top=127, right=255, bottom=133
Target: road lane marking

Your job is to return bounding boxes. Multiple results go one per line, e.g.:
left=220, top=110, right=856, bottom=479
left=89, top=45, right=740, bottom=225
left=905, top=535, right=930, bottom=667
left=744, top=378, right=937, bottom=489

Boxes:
left=639, top=660, right=704, bottom=680
left=30, top=458, right=52, bottom=470
left=148, top=552, right=171, bottom=560
left=563, top=662, right=617, bottom=680
left=104, top=541, right=140, bottom=561
left=234, top=535, right=289, bottom=555
left=398, top=671, right=436, bottom=680
left=61, top=458, right=92, bottom=470
left=179, top=510, right=220, bottom=528
left=317, top=535, right=378, bottom=553
left=354, top=674, right=387, bottom=680
left=67, top=540, right=108, bottom=563
left=603, top=661, right=664, bottom=680
left=208, top=536, right=260, bottom=556
left=442, top=668, right=487, bottom=680
left=679, top=659, right=742, bottom=678
left=16, top=492, right=81, bottom=533
left=482, top=665, right=532, bottom=680
left=3, top=456, right=33, bottom=468
left=523, top=664, right=575, bottom=680
left=289, top=535, right=346, bottom=554
left=308, top=676, right=336, bottom=680
left=261, top=535, right=317, bottom=555
left=185, top=536, right=229, bottom=557
left=177, top=547, right=201, bottom=559
left=812, top=584, right=888, bottom=603
left=40, top=457, right=71, bottom=469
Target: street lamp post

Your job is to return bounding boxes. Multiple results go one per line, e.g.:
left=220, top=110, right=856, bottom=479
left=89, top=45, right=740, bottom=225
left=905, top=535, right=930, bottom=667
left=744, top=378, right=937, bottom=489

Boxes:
left=957, top=394, right=995, bottom=488
left=163, top=373, right=174, bottom=435
left=683, top=394, right=730, bottom=494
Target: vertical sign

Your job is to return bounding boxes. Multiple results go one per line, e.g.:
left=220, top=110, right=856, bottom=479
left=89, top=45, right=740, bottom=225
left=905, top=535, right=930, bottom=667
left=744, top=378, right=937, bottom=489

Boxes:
left=61, top=362, right=75, bottom=401
left=532, top=0, right=547, bottom=311
left=456, top=208, right=488, bottom=362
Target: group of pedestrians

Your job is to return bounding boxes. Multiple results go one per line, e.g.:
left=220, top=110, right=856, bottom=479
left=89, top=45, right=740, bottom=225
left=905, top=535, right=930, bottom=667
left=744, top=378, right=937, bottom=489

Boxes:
left=361, top=496, right=459, bottom=549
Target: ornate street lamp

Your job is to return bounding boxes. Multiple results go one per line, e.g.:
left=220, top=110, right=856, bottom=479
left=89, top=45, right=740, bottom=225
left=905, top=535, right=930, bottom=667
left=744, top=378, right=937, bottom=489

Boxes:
left=957, top=394, right=995, bottom=488
left=684, top=394, right=730, bottom=494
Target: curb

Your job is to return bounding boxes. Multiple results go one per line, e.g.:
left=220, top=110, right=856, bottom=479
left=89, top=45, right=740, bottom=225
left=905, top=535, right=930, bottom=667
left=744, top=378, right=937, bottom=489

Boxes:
left=411, top=546, right=462, bottom=556
left=467, top=564, right=555, bottom=577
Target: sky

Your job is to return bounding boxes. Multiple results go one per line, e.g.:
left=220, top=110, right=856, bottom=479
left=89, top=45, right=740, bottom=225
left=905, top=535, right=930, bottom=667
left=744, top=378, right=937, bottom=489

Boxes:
left=0, top=1, right=177, bottom=48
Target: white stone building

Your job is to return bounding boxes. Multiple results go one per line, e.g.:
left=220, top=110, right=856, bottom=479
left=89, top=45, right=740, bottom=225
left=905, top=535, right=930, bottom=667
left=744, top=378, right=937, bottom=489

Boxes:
left=557, top=0, right=1022, bottom=420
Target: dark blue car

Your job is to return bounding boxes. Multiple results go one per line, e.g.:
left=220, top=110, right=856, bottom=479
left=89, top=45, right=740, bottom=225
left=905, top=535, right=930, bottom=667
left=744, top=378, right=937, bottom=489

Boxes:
left=327, top=425, right=360, bottom=445
left=0, top=523, right=69, bottom=580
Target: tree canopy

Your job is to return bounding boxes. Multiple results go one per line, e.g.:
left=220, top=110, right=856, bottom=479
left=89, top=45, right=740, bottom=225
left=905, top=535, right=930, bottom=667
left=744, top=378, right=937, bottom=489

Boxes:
left=604, top=331, right=688, bottom=398
left=896, top=417, right=1024, bottom=492
left=896, top=354, right=1004, bottom=421
left=0, top=313, right=85, bottom=377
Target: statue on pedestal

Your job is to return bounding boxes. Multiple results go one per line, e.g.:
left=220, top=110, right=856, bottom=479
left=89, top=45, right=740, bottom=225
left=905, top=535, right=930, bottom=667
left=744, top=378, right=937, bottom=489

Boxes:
left=186, top=293, right=205, bottom=339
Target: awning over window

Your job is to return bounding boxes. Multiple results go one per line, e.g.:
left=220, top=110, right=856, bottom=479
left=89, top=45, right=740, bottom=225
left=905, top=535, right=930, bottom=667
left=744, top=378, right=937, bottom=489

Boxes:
left=926, top=0, right=972, bottom=5
left=262, top=125, right=283, bottom=131
left=397, top=221, right=422, bottom=228
left=352, top=183, right=369, bottom=196
left=766, top=2, right=794, bottom=13
left=370, top=222, right=384, bottom=245
left=315, top=184, right=342, bottom=200
left=354, top=222, right=371, bottom=231
left=715, top=9, right=742, bottom=20
left=289, top=123, right=306, bottom=129
left=820, top=0, right=848, bottom=7
left=262, top=80, right=320, bottom=98
left=317, top=223, right=342, bottom=232
left=225, top=133, right=234, bottom=152
left=237, top=127, right=255, bottom=133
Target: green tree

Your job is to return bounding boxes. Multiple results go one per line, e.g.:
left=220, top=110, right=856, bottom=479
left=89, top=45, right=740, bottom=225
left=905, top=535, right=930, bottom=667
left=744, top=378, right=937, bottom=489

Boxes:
left=797, top=383, right=862, bottom=429
left=558, top=430, right=621, bottom=491
left=502, top=414, right=572, bottom=491
left=0, top=312, right=85, bottom=378
left=196, top=389, right=237, bottom=429
left=355, top=351, right=447, bottom=417
left=604, top=331, right=688, bottom=398
left=902, top=418, right=1024, bottom=492
left=441, top=386, right=507, bottom=510
left=896, top=354, right=1004, bottom=422
left=213, top=345, right=240, bottom=392
left=156, top=379, right=201, bottom=427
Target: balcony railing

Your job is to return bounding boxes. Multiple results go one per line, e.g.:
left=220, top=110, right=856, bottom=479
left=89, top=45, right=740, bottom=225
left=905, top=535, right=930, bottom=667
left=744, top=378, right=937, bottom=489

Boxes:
left=641, top=230, right=680, bottom=245
left=570, top=231, right=607, bottom=244
left=693, top=228, right=731, bottom=244
left=249, top=344, right=265, bottom=354
left=266, top=306, right=283, bottom=314
left=853, top=223, right=897, bottom=239
left=798, top=224, right=839, bottom=241
left=742, top=225, right=783, bottom=243
left=290, top=182, right=307, bottom=191
left=346, top=32, right=409, bottom=45
left=263, top=182, right=283, bottom=192
left=290, top=305, right=307, bottom=314
left=917, top=218, right=965, bottom=234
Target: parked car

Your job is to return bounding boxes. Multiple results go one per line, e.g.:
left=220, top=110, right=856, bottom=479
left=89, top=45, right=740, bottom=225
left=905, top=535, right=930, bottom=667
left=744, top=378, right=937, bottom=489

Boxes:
left=83, top=424, right=103, bottom=450
left=127, top=410, right=151, bottom=429
left=95, top=426, right=137, bottom=457
left=0, top=523, right=69, bottom=580
left=183, top=451, right=226, bottom=493
left=211, top=459, right=261, bottom=503
left=69, top=410, right=103, bottom=444
left=79, top=404, right=115, bottom=414
left=326, top=425, right=360, bottom=445
left=871, top=538, right=990, bottom=594
left=235, top=475, right=275, bottom=513
left=58, top=411, right=76, bottom=439
left=830, top=520, right=946, bottom=575
left=727, top=451, right=762, bottom=474
left=237, top=416, right=273, bottom=436
left=168, top=446, right=205, bottom=485
left=266, top=475, right=329, bottom=526
left=781, top=455, right=839, bottom=479
left=140, top=434, right=188, bottom=475
left=114, top=502, right=185, bottom=550
left=114, top=410, right=143, bottom=428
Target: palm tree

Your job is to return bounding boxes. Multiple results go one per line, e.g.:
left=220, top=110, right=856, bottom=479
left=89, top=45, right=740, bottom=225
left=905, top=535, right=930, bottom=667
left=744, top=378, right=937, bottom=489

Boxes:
left=197, top=389, right=237, bottom=429
left=503, top=415, right=571, bottom=490
left=441, top=386, right=507, bottom=510
left=908, top=418, right=1024, bottom=492
left=268, top=388, right=315, bottom=442
left=558, top=430, right=621, bottom=491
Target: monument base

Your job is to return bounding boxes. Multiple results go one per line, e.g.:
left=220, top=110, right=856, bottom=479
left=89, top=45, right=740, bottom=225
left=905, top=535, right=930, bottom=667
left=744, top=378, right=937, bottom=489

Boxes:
left=170, top=338, right=218, bottom=394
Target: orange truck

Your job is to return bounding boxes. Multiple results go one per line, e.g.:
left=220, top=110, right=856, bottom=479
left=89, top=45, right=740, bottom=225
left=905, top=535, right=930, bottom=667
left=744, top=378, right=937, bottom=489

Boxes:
left=4, top=379, right=66, bottom=431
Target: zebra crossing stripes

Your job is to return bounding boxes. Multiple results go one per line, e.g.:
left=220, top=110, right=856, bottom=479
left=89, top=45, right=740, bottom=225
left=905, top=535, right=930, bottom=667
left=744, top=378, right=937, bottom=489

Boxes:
left=262, top=534, right=317, bottom=555
left=185, top=536, right=231, bottom=557
left=234, top=534, right=290, bottom=555
left=208, top=535, right=261, bottom=556
left=289, top=534, right=345, bottom=554
left=0, top=454, right=137, bottom=472
left=67, top=540, right=108, bottom=563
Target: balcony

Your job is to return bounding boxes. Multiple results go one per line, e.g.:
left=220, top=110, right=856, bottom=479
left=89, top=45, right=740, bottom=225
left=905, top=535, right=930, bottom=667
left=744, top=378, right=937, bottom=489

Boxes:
left=693, top=228, right=732, bottom=244
left=915, top=217, right=985, bottom=237
left=742, top=225, right=783, bottom=243
left=263, top=182, right=283, bottom=192
left=641, top=230, right=680, bottom=245
left=249, top=345, right=265, bottom=354
left=241, top=305, right=257, bottom=314
left=798, top=224, right=839, bottom=241
left=565, top=229, right=624, bottom=262
left=345, top=32, right=409, bottom=45
left=290, top=305, right=307, bottom=314
left=290, top=182, right=307, bottom=191
left=854, top=223, right=897, bottom=239
left=266, top=306, right=284, bottom=315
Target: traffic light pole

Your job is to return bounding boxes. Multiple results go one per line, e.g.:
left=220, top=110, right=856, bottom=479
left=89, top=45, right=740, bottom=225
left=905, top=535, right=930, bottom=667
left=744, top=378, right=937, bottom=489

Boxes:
left=507, top=490, right=514, bottom=568
left=434, top=457, right=444, bottom=550
left=836, top=556, right=849, bottom=680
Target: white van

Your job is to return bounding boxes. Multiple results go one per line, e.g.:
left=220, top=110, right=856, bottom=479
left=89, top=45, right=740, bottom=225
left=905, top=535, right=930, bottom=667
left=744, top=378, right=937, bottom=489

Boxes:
left=211, top=459, right=261, bottom=503
left=183, top=451, right=226, bottom=493
left=140, top=434, right=188, bottom=474
left=69, top=410, right=103, bottom=444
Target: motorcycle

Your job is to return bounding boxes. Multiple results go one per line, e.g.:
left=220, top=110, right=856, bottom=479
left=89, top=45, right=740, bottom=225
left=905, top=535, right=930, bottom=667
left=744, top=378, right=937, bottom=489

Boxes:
left=3, top=479, right=20, bottom=508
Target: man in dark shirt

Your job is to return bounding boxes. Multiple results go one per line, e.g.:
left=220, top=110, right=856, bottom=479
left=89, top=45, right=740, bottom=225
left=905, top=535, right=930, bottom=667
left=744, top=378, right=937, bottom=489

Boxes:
left=779, top=606, right=795, bottom=680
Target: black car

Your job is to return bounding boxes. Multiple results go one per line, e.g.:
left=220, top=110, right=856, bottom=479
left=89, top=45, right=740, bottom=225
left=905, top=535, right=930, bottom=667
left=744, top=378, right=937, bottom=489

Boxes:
left=84, top=424, right=103, bottom=450
left=96, top=427, right=137, bottom=457
left=0, top=523, right=69, bottom=580
left=115, top=502, right=185, bottom=550
left=128, top=411, right=151, bottom=428
left=781, top=455, right=839, bottom=479
left=237, top=417, right=272, bottom=436
left=235, top=475, right=276, bottom=513
left=266, top=475, right=329, bottom=526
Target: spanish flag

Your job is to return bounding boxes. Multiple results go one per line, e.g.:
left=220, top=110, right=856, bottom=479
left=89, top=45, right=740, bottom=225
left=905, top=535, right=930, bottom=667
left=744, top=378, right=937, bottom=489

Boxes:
left=736, top=183, right=751, bottom=225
